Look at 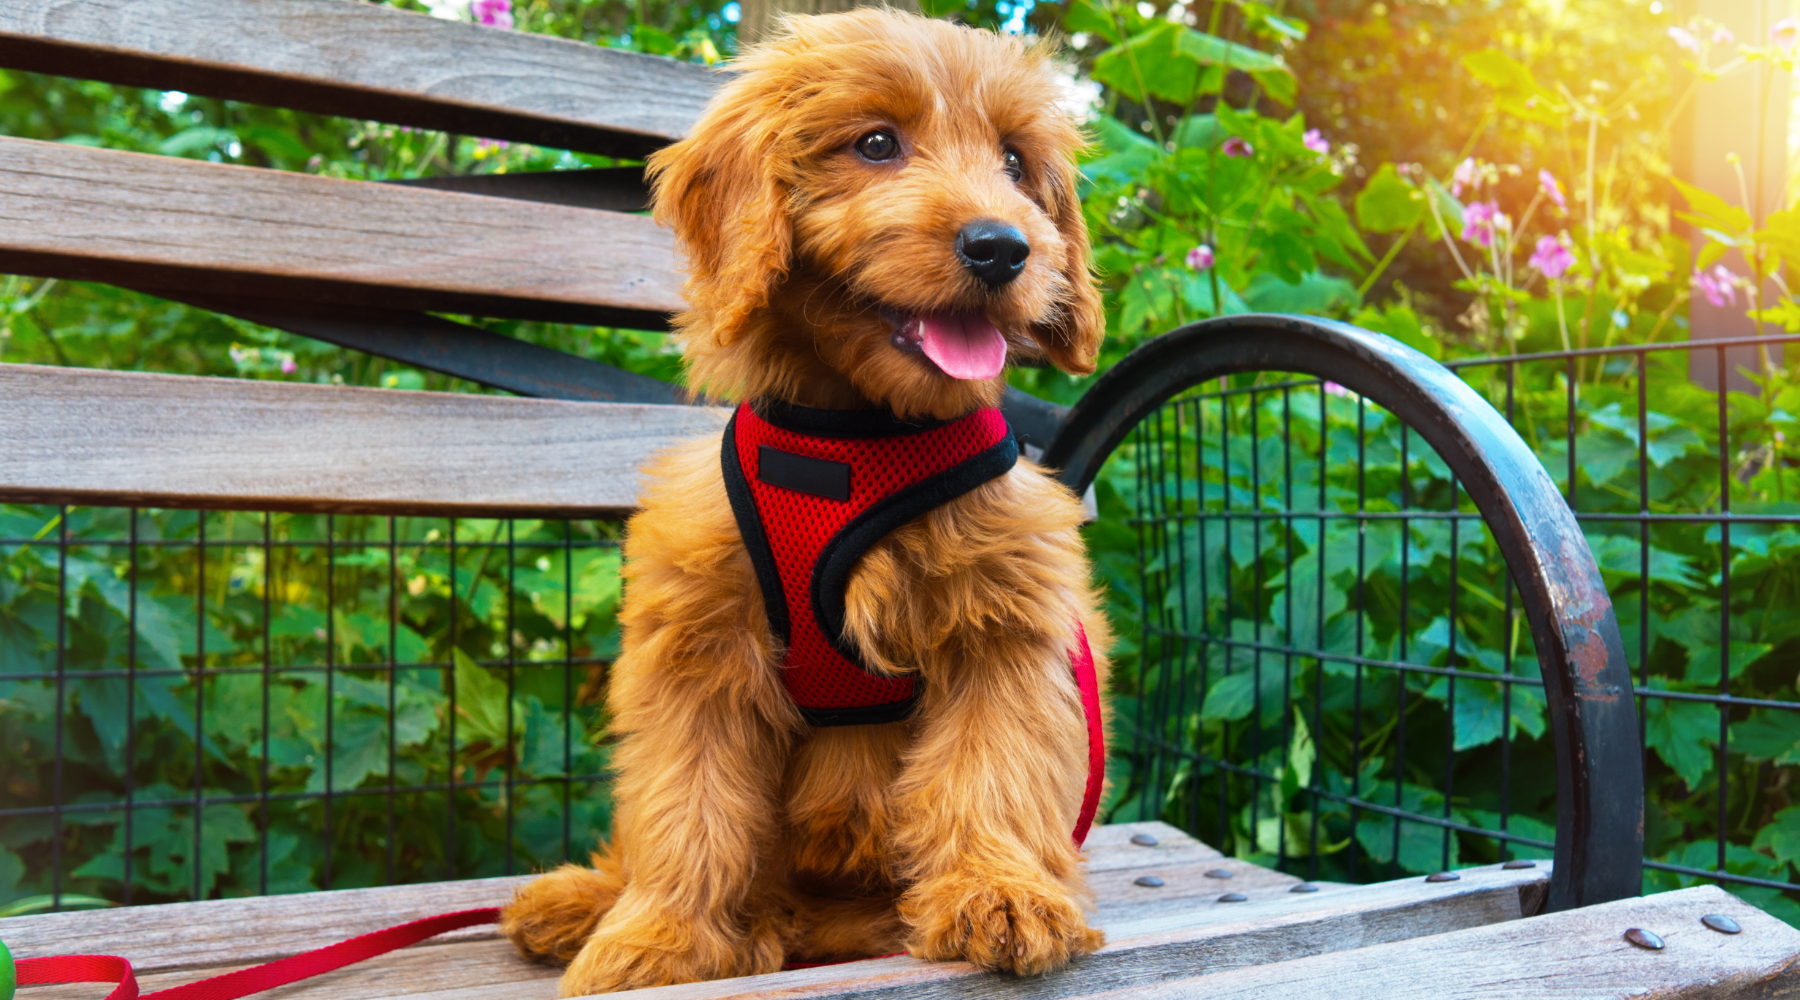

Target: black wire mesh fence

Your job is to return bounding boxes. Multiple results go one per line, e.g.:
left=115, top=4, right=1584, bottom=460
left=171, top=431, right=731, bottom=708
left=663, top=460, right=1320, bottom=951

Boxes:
left=8, top=334, right=1800, bottom=928
left=1112, top=332, right=1800, bottom=927
left=0, top=508, right=621, bottom=915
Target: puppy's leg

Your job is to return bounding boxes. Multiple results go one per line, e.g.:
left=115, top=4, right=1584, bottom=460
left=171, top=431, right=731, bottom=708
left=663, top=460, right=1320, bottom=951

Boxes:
left=893, top=626, right=1106, bottom=976
left=559, top=681, right=792, bottom=995
left=500, top=847, right=626, bottom=964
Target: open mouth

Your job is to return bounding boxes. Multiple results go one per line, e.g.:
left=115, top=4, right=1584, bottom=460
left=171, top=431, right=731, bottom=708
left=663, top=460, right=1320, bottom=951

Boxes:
left=886, top=311, right=1008, bottom=380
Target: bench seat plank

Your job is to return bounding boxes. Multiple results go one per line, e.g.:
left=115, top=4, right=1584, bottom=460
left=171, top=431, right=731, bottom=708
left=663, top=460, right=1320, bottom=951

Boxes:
left=0, top=0, right=717, bottom=158
left=590, top=864, right=1547, bottom=1000
left=3, top=825, right=1559, bottom=1000
left=0, top=364, right=727, bottom=518
left=0, top=137, right=684, bottom=328
left=1082, top=884, right=1800, bottom=999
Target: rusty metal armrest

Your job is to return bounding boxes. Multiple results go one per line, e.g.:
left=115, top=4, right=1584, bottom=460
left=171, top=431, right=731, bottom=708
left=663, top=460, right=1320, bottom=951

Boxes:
left=1042, top=314, right=1644, bottom=913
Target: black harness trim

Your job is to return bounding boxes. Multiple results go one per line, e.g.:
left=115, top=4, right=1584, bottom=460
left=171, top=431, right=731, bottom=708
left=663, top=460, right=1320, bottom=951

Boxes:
left=721, top=408, right=791, bottom=648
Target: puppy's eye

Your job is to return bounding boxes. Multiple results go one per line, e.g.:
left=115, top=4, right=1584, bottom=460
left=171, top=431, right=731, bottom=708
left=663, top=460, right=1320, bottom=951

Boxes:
left=1003, top=148, right=1023, bottom=182
left=856, top=131, right=899, bottom=162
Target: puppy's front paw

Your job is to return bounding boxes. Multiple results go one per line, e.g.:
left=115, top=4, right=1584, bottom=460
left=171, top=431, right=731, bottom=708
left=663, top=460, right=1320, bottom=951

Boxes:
left=902, top=870, right=1104, bottom=976
left=499, top=862, right=624, bottom=965
left=557, top=908, right=785, bottom=996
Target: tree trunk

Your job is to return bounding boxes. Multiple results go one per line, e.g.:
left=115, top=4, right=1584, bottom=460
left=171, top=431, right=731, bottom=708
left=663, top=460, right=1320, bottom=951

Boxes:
left=737, top=0, right=920, bottom=46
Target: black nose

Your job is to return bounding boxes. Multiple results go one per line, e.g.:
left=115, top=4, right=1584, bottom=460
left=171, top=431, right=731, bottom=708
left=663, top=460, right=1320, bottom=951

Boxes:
left=956, top=220, right=1030, bottom=289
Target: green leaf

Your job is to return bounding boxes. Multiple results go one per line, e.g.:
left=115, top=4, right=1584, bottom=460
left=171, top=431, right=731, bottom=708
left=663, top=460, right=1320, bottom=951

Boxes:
left=1753, top=804, right=1800, bottom=867
left=1352, top=304, right=1439, bottom=360
left=158, top=126, right=234, bottom=158
left=1672, top=177, right=1753, bottom=234
left=1732, top=710, right=1800, bottom=764
left=1092, top=23, right=1199, bottom=106
left=1063, top=0, right=1123, bottom=44
left=452, top=648, right=515, bottom=751
left=1200, top=670, right=1255, bottom=721
left=1241, top=271, right=1359, bottom=316
left=1461, top=49, right=1537, bottom=94
left=1643, top=680, right=1717, bottom=787
left=1282, top=707, right=1315, bottom=801
left=1170, top=114, right=1221, bottom=149
left=630, top=23, right=677, bottom=56
left=1252, top=66, right=1297, bottom=106
left=1354, top=780, right=1462, bottom=873
left=1175, top=29, right=1289, bottom=74
left=1355, top=164, right=1424, bottom=234
left=1082, top=116, right=1162, bottom=185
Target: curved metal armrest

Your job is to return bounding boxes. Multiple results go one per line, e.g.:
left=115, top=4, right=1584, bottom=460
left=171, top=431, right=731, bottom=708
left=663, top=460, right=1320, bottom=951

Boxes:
left=1046, top=314, right=1643, bottom=912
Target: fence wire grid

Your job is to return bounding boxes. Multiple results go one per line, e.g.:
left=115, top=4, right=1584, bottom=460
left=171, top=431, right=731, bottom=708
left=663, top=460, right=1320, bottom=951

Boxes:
left=0, top=509, right=621, bottom=915
left=1117, top=332, right=1800, bottom=924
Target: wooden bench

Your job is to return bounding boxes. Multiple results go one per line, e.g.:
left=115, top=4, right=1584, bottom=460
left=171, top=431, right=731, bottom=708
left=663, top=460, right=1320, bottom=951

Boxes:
left=0, top=0, right=1793, bottom=995
left=7, top=823, right=1795, bottom=998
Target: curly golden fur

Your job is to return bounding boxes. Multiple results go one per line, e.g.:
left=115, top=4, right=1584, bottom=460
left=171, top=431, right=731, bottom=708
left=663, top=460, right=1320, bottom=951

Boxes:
left=498, top=9, right=1112, bottom=994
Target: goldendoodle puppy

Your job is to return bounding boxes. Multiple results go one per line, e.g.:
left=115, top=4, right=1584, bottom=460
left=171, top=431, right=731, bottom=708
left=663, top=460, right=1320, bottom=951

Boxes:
left=499, top=9, right=1111, bottom=993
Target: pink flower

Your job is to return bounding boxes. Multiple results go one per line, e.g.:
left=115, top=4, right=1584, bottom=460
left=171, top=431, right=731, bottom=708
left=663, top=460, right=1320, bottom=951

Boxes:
left=1451, top=157, right=1478, bottom=197
left=1461, top=200, right=1503, bottom=248
left=471, top=0, right=513, bottom=28
left=1222, top=137, right=1254, bottom=158
left=1529, top=236, right=1575, bottom=280
left=1772, top=16, right=1800, bottom=48
left=1538, top=169, right=1566, bottom=212
left=1668, top=25, right=1700, bottom=54
left=1302, top=129, right=1330, bottom=155
left=1187, top=244, right=1215, bottom=270
left=1692, top=265, right=1740, bottom=307
left=1323, top=381, right=1351, bottom=397
left=1713, top=27, right=1735, bottom=45
left=280, top=356, right=298, bottom=374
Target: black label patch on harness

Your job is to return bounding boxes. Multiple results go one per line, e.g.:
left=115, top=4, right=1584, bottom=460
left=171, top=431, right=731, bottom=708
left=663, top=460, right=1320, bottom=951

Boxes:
left=758, top=446, right=852, bottom=501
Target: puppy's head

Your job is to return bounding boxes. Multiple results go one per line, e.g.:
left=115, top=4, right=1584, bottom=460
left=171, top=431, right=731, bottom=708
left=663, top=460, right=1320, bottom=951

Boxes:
left=648, top=9, right=1103, bottom=419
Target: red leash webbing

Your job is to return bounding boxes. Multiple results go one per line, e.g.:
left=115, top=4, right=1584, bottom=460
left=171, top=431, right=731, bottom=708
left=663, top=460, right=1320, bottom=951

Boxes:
left=15, top=907, right=501, bottom=1000
left=1069, top=621, right=1106, bottom=848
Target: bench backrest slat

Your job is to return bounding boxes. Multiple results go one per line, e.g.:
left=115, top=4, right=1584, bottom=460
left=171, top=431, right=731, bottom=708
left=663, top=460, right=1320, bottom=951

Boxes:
left=0, top=364, right=727, bottom=517
left=0, top=136, right=685, bottom=327
left=0, top=0, right=718, bottom=157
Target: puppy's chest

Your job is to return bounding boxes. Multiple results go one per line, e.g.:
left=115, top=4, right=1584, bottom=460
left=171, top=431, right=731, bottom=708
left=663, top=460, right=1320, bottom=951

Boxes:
left=722, top=401, right=1018, bottom=726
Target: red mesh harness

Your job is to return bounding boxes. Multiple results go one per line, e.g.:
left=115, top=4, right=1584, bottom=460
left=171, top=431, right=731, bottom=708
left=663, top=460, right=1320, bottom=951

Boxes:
left=722, top=399, right=1105, bottom=844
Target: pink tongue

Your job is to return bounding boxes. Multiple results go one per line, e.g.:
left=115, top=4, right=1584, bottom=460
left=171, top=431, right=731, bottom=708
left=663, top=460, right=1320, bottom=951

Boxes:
left=917, top=313, right=1007, bottom=380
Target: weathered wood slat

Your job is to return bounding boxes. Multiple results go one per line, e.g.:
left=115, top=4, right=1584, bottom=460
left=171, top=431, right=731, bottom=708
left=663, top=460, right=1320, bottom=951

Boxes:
left=23, top=940, right=561, bottom=1000
left=1079, top=822, right=1223, bottom=874
left=0, top=364, right=727, bottom=517
left=1, top=826, right=1547, bottom=1000
left=2, top=826, right=1565, bottom=1000
left=0, top=0, right=718, bottom=158
left=0, top=136, right=685, bottom=328
left=1080, top=884, right=1800, bottom=999
left=0, top=876, right=535, bottom=975
left=591, top=864, right=1549, bottom=1000
left=0, top=823, right=1205, bottom=986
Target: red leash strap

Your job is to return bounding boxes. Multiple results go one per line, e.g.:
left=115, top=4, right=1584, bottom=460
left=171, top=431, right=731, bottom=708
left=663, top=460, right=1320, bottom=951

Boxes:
left=15, top=907, right=501, bottom=1000
left=1070, top=620, right=1106, bottom=848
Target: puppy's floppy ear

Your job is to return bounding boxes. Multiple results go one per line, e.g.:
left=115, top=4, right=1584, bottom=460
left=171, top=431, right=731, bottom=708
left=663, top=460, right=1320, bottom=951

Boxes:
left=647, top=84, right=792, bottom=349
left=1032, top=155, right=1106, bottom=376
